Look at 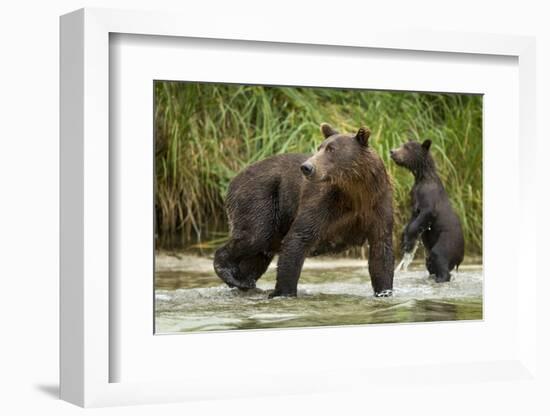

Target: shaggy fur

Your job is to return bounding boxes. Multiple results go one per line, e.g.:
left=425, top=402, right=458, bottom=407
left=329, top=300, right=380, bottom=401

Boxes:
left=214, top=123, right=394, bottom=297
left=390, top=139, right=464, bottom=282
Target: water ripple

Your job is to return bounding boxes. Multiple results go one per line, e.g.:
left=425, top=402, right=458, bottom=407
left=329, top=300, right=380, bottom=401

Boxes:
left=155, top=263, right=482, bottom=333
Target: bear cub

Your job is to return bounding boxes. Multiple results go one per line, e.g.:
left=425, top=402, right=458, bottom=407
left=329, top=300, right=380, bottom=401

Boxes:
left=214, top=123, right=395, bottom=298
left=390, top=139, right=464, bottom=282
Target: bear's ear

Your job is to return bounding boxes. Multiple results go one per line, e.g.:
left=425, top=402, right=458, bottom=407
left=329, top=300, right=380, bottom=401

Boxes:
left=355, top=127, right=371, bottom=146
left=421, top=139, right=432, bottom=152
left=320, top=123, right=338, bottom=139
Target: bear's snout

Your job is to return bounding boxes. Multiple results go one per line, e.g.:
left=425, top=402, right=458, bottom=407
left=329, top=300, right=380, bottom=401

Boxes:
left=300, top=162, right=315, bottom=177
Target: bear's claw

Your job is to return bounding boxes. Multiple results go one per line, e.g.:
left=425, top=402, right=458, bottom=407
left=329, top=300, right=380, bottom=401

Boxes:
left=374, top=289, right=393, bottom=298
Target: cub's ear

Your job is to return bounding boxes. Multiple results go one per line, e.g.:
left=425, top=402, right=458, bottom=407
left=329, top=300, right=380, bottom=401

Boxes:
left=421, top=139, right=432, bottom=151
left=355, top=126, right=371, bottom=146
left=320, top=123, right=338, bottom=139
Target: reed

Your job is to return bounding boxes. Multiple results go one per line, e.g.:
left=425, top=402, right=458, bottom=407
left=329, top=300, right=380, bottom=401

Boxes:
left=155, top=82, right=482, bottom=256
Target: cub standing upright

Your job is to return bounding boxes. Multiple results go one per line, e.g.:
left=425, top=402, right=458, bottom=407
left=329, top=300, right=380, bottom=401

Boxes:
left=390, top=139, right=464, bottom=282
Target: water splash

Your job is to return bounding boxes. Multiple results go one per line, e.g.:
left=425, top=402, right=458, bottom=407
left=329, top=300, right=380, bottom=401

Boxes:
left=394, top=241, right=419, bottom=273
left=155, top=258, right=482, bottom=333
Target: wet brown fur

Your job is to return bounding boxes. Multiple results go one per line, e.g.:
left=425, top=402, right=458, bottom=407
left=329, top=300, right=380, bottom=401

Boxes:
left=390, top=139, right=464, bottom=282
left=214, top=124, right=395, bottom=297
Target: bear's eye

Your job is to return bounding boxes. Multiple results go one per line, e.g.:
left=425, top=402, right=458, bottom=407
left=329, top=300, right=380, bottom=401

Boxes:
left=325, top=145, right=335, bottom=153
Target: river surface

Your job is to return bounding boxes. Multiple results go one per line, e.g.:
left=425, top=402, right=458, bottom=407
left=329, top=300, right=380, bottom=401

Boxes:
left=155, top=254, right=482, bottom=333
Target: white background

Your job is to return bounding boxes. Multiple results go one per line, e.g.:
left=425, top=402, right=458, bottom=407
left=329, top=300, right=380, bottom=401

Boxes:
left=111, top=34, right=518, bottom=383
left=1, top=1, right=548, bottom=415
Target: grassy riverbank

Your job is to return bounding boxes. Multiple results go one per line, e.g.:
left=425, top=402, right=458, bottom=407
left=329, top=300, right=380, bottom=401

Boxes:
left=155, top=82, right=482, bottom=256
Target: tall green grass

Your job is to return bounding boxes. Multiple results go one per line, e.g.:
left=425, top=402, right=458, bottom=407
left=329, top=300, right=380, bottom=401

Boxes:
left=155, top=81, right=482, bottom=256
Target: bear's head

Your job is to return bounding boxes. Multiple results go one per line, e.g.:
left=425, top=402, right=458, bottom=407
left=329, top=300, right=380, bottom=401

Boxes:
left=390, top=139, right=433, bottom=173
left=300, top=123, right=375, bottom=185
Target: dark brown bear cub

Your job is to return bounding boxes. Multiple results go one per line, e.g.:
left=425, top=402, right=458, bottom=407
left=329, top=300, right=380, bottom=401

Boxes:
left=214, top=123, right=395, bottom=298
left=390, top=139, right=464, bottom=282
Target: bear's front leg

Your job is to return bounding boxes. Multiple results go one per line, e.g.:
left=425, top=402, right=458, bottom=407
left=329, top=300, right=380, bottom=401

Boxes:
left=368, top=231, right=394, bottom=297
left=269, top=236, right=310, bottom=298
left=269, top=234, right=311, bottom=298
left=402, top=210, right=432, bottom=253
left=269, top=213, right=322, bottom=298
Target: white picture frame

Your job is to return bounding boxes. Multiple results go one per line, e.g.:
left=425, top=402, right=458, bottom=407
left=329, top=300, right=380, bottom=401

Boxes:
left=60, top=8, right=538, bottom=408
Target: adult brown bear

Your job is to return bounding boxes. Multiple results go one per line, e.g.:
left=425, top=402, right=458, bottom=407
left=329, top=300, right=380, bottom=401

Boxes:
left=214, top=123, right=394, bottom=298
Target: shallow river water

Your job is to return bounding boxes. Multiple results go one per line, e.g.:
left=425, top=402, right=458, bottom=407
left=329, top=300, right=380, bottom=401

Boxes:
left=155, top=255, right=482, bottom=333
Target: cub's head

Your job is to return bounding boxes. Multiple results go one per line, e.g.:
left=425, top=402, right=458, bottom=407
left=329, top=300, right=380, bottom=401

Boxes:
left=390, top=139, right=432, bottom=171
left=300, top=123, right=373, bottom=184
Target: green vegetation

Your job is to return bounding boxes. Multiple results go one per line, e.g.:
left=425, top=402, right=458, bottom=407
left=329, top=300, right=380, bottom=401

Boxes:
left=155, top=81, right=482, bottom=256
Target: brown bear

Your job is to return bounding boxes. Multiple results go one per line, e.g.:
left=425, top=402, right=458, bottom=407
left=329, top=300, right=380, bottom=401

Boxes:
left=214, top=123, right=395, bottom=298
left=390, top=139, right=465, bottom=282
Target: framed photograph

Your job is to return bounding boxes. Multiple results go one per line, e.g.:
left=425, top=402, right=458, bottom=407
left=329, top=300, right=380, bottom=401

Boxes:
left=60, top=8, right=538, bottom=407
left=152, top=81, right=483, bottom=334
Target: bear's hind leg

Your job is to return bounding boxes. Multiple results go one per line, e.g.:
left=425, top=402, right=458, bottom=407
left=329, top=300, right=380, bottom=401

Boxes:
left=425, top=252, right=437, bottom=277
left=213, top=242, right=242, bottom=288
left=215, top=232, right=274, bottom=290
left=237, top=252, right=274, bottom=290
left=428, top=250, right=451, bottom=283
